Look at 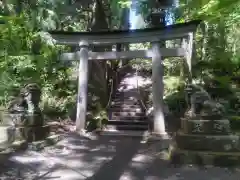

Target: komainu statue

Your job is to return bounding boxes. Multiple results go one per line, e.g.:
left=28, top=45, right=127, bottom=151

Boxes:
left=8, top=83, right=43, bottom=126
left=20, top=83, right=43, bottom=126
left=184, top=84, right=226, bottom=120
left=7, top=83, right=46, bottom=142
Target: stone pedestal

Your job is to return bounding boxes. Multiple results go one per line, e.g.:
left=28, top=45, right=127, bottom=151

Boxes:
left=176, top=132, right=240, bottom=152
left=0, top=126, right=15, bottom=149
left=15, top=125, right=50, bottom=142
left=181, top=119, right=231, bottom=135
left=0, top=111, right=49, bottom=143
left=0, top=83, right=61, bottom=151
left=171, top=117, right=240, bottom=166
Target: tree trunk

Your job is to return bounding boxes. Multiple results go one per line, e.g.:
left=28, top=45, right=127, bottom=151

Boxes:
left=88, top=0, right=111, bottom=108
left=120, top=8, right=130, bottom=66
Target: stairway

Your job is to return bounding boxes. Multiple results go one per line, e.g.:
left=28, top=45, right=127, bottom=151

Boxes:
left=102, top=71, right=149, bottom=136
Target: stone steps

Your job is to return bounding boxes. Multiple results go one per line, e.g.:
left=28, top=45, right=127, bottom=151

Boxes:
left=103, top=72, right=149, bottom=135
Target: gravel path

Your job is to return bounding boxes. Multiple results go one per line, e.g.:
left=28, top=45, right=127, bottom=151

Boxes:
left=1, top=133, right=240, bottom=180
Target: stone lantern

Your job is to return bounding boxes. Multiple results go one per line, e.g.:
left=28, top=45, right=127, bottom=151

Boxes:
left=147, top=0, right=174, bottom=47
left=147, top=0, right=174, bottom=28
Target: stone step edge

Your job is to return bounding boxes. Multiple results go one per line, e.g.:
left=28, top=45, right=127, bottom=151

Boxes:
left=172, top=149, right=240, bottom=156
left=100, top=130, right=148, bottom=137
left=109, top=107, right=142, bottom=109
left=111, top=112, right=145, bottom=115
left=115, top=91, right=139, bottom=93
left=104, top=125, right=148, bottom=131
left=181, top=119, right=229, bottom=121
left=108, top=120, right=148, bottom=123
left=112, top=98, right=138, bottom=100
left=110, top=115, right=146, bottom=118
left=105, top=124, right=148, bottom=128
left=177, top=131, right=239, bottom=138
left=169, top=148, right=240, bottom=166
left=111, top=101, right=139, bottom=104
left=181, top=118, right=228, bottom=121
left=10, top=125, right=50, bottom=128
left=105, top=124, right=148, bottom=126
left=100, top=130, right=171, bottom=141
left=110, top=105, right=142, bottom=107
left=108, top=109, right=143, bottom=112
left=109, top=118, right=147, bottom=121
left=111, top=99, right=139, bottom=102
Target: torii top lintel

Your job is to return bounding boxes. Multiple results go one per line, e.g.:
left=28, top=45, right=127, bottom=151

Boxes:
left=48, top=20, right=201, bottom=45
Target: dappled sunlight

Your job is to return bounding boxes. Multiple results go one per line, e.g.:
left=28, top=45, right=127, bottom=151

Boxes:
left=132, top=154, right=155, bottom=164
left=130, top=161, right=149, bottom=169
left=119, top=73, right=151, bottom=91
left=1, top=134, right=240, bottom=179
left=120, top=170, right=139, bottom=180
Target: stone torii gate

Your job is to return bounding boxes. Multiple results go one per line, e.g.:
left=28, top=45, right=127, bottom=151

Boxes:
left=48, top=20, right=201, bottom=137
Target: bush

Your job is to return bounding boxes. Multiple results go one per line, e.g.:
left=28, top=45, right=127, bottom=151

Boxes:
left=229, top=116, right=240, bottom=131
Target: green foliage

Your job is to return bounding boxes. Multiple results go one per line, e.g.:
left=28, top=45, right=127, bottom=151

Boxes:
left=174, top=0, right=240, bottom=129
left=86, top=109, right=109, bottom=131
left=0, top=12, right=76, bottom=116
left=164, top=83, right=186, bottom=117
left=128, top=0, right=240, bottom=126
left=229, top=116, right=240, bottom=131
left=0, top=0, right=126, bottom=126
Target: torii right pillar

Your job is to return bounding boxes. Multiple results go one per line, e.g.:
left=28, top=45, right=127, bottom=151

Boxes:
left=182, top=32, right=194, bottom=83
left=151, top=42, right=167, bottom=137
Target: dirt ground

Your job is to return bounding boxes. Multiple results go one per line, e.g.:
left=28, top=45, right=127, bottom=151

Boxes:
left=0, top=133, right=240, bottom=180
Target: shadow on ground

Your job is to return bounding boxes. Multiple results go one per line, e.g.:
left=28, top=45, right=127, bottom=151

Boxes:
left=0, top=133, right=240, bottom=180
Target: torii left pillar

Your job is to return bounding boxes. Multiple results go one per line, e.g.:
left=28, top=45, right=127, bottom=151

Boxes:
left=76, top=40, right=89, bottom=133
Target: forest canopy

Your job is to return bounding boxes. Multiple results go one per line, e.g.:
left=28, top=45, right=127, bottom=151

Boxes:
left=0, top=0, right=239, bottom=126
